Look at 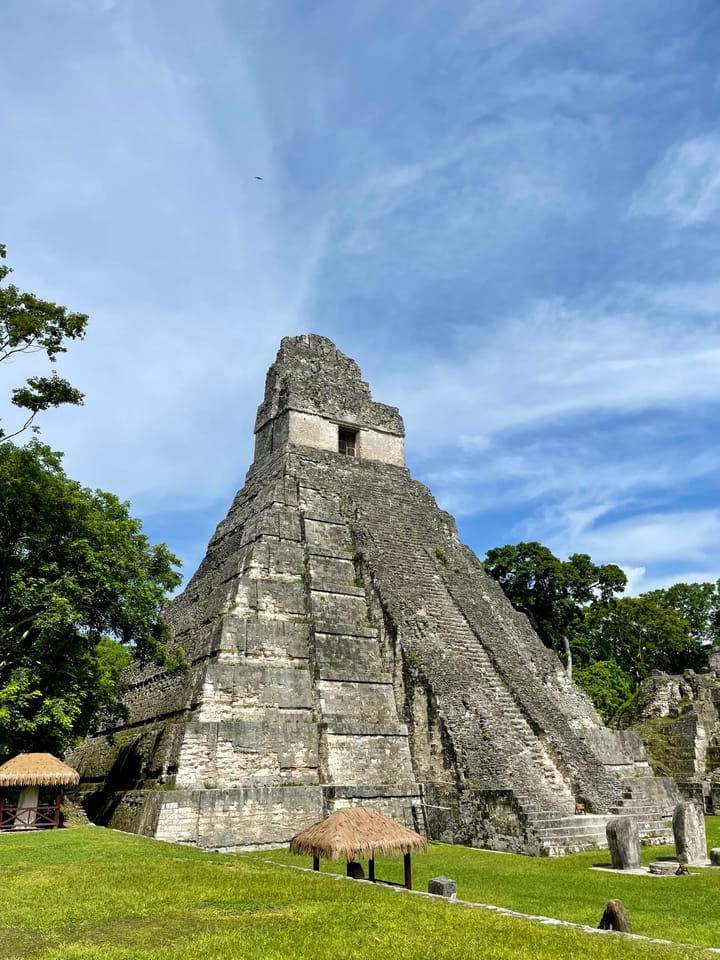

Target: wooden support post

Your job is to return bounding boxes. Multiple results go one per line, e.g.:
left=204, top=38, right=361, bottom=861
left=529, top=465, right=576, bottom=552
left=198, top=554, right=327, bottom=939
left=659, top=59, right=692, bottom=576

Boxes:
left=313, top=855, right=319, bottom=872
left=54, top=793, right=62, bottom=828
left=404, top=853, right=412, bottom=890
left=368, top=858, right=375, bottom=882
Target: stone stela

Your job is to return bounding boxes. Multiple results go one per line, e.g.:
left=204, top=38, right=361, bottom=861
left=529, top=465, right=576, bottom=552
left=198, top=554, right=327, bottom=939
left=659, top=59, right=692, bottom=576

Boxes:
left=71, top=335, right=679, bottom=854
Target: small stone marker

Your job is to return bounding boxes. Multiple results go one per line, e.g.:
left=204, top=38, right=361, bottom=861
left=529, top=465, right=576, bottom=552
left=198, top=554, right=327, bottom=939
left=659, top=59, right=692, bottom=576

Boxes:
left=672, top=800, right=706, bottom=865
left=428, top=876, right=457, bottom=899
left=598, top=898, right=632, bottom=933
left=606, top=816, right=640, bottom=870
left=710, top=848, right=720, bottom=866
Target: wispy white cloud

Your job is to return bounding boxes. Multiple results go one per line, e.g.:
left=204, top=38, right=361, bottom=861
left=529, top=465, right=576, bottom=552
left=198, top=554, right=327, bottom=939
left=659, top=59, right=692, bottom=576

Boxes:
left=624, top=566, right=720, bottom=596
left=2, top=0, right=719, bottom=595
left=579, top=509, right=720, bottom=566
left=388, top=283, right=720, bottom=453
left=630, top=133, right=720, bottom=226
left=0, top=1, right=332, bottom=511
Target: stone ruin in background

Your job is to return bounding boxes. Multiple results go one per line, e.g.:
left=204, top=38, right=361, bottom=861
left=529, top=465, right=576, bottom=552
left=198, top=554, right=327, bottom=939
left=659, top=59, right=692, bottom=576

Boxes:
left=71, top=334, right=679, bottom=854
left=636, top=659, right=720, bottom=814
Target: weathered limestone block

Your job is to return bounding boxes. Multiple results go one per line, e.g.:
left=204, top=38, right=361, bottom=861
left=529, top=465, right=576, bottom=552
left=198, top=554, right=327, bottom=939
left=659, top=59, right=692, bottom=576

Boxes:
left=154, top=785, right=324, bottom=850
left=304, top=518, right=350, bottom=556
left=428, top=876, right=457, bottom=898
left=311, top=591, right=374, bottom=636
left=174, top=714, right=320, bottom=788
left=325, top=734, right=415, bottom=785
left=314, top=635, right=388, bottom=682
left=198, top=663, right=313, bottom=719
left=673, top=800, right=707, bottom=864
left=298, top=484, right=344, bottom=523
left=606, top=817, right=641, bottom=869
left=317, top=680, right=398, bottom=725
left=244, top=620, right=311, bottom=661
left=308, top=556, right=362, bottom=594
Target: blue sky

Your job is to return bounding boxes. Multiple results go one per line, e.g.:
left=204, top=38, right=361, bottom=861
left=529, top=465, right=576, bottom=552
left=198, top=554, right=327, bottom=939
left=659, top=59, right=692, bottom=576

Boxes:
left=2, top=0, right=720, bottom=595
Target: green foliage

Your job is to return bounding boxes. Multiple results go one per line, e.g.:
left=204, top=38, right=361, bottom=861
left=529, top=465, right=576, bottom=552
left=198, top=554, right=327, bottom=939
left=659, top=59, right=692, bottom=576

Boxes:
left=635, top=713, right=695, bottom=778
left=434, top=548, right=449, bottom=566
left=584, top=596, right=707, bottom=682
left=0, top=441, right=181, bottom=758
left=0, top=243, right=88, bottom=441
left=94, top=636, right=133, bottom=709
left=643, top=580, right=720, bottom=652
left=483, top=542, right=626, bottom=671
left=0, top=825, right=717, bottom=958
left=573, top=660, right=634, bottom=725
left=484, top=540, right=720, bottom=725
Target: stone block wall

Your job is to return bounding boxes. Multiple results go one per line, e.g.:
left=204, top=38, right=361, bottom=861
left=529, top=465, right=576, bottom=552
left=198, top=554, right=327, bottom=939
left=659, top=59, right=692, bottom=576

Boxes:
left=637, top=669, right=720, bottom=810
left=70, top=334, right=678, bottom=854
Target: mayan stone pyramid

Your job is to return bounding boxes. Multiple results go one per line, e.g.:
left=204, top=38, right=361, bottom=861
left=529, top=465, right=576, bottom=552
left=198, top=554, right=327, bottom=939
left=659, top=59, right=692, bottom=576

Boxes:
left=73, top=334, right=678, bottom=854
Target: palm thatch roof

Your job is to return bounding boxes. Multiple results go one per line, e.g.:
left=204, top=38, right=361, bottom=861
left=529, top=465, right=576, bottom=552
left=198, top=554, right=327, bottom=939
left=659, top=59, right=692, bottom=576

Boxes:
left=0, top=753, right=80, bottom=788
left=289, top=806, right=427, bottom=862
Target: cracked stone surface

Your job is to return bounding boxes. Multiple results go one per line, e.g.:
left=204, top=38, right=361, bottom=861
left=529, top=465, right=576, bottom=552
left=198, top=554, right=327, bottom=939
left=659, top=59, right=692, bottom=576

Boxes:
left=70, top=335, right=679, bottom=853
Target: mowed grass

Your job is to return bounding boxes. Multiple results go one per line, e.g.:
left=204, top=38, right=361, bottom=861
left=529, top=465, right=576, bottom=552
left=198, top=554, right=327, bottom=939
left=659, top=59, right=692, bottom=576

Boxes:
left=256, top=816, right=720, bottom=949
left=0, top=825, right=715, bottom=960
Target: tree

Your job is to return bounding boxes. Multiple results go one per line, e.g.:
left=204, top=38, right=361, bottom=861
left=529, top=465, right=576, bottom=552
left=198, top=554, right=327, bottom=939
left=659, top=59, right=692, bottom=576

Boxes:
left=642, top=581, right=720, bottom=652
left=584, top=595, right=707, bottom=682
left=0, top=441, right=182, bottom=758
left=1, top=243, right=87, bottom=442
left=573, top=660, right=635, bottom=726
left=484, top=542, right=626, bottom=678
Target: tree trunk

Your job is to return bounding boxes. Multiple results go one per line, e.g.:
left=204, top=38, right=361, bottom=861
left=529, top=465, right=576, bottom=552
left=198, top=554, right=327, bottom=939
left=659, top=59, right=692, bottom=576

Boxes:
left=562, top=635, right=573, bottom=680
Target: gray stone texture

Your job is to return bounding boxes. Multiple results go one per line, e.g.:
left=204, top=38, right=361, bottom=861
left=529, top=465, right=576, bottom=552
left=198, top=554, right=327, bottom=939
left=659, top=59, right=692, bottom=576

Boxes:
left=428, top=876, right=457, bottom=898
left=648, top=861, right=682, bottom=876
left=606, top=817, right=641, bottom=870
left=710, top=847, right=720, bottom=866
left=636, top=670, right=720, bottom=812
left=672, top=800, right=707, bottom=864
left=70, top=335, right=678, bottom=853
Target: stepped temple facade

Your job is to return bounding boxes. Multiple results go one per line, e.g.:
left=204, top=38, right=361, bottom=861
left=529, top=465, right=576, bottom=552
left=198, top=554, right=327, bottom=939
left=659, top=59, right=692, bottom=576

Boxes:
left=72, top=335, right=678, bottom=854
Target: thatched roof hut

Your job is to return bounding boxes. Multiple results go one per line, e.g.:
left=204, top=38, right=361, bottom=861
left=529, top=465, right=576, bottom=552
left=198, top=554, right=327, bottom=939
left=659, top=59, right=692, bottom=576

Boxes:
left=0, top=753, right=80, bottom=788
left=290, top=806, right=427, bottom=888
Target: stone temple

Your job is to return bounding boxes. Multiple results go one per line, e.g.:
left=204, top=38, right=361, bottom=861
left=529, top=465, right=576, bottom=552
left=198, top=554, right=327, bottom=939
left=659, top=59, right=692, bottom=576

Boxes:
left=73, top=335, right=678, bottom=854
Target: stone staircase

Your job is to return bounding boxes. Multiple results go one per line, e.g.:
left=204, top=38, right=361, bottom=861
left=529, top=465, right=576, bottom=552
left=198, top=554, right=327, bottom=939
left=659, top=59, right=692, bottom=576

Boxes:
left=609, top=781, right=674, bottom=845
left=317, top=463, right=676, bottom=854
left=348, top=483, right=579, bottom=816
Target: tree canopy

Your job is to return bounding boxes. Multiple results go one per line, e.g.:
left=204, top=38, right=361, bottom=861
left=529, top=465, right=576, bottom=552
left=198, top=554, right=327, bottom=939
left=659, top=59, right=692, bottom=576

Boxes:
left=0, top=441, right=182, bottom=758
left=484, top=540, right=717, bottom=726
left=1, top=243, right=87, bottom=442
left=483, top=541, right=626, bottom=678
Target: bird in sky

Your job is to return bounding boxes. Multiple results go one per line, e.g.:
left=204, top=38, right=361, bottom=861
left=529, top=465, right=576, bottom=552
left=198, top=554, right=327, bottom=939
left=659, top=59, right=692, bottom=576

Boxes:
left=255, top=176, right=263, bottom=180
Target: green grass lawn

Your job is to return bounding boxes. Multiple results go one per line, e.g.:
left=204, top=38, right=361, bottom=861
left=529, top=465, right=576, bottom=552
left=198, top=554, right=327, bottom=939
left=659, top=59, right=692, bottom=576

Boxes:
left=256, top=816, right=720, bottom=948
left=0, top=823, right=716, bottom=960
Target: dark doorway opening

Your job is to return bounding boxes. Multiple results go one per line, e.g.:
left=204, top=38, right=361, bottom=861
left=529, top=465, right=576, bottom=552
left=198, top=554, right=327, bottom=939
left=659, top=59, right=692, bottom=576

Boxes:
left=338, top=427, right=358, bottom=456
